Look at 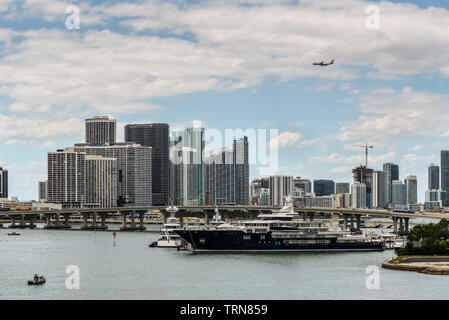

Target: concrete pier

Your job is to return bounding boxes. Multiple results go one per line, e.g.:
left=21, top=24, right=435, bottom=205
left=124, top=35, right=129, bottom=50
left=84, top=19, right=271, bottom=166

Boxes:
left=44, top=212, right=71, bottom=229
left=9, top=214, right=37, bottom=229
left=120, top=211, right=145, bottom=231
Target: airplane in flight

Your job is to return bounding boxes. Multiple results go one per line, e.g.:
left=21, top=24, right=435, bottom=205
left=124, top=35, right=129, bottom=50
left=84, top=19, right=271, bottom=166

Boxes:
left=313, top=59, right=335, bottom=66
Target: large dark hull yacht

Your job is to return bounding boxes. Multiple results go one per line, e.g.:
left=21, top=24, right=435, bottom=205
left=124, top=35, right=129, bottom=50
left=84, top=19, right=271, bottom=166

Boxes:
left=175, top=198, right=385, bottom=252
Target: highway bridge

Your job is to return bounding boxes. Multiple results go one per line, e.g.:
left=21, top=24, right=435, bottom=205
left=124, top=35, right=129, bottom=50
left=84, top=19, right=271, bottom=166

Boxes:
left=0, top=205, right=446, bottom=234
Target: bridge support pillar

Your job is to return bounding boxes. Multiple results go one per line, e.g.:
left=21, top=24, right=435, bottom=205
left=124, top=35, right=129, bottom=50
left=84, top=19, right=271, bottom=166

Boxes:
left=404, top=218, right=409, bottom=233
left=62, top=213, right=72, bottom=229
left=139, top=212, right=145, bottom=229
left=399, top=218, right=404, bottom=234
left=303, top=212, right=307, bottom=221
left=99, top=213, right=108, bottom=229
left=20, top=214, right=26, bottom=227
left=308, top=212, right=314, bottom=221
left=122, top=212, right=127, bottom=227
left=120, top=211, right=145, bottom=231
left=350, top=214, right=354, bottom=231
left=81, top=212, right=89, bottom=230
left=356, top=215, right=361, bottom=232
left=392, top=217, right=398, bottom=233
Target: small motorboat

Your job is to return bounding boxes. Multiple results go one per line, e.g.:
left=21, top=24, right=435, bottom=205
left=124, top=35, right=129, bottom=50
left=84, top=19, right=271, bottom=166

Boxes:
left=28, top=274, right=46, bottom=285
left=148, top=241, right=158, bottom=247
left=8, top=232, right=20, bottom=236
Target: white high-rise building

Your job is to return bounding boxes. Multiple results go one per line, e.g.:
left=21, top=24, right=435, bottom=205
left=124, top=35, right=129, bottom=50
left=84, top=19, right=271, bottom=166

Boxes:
left=372, top=171, right=386, bottom=208
left=269, top=175, right=294, bottom=206
left=85, top=155, right=117, bottom=208
left=70, top=143, right=152, bottom=206
left=405, top=175, right=418, bottom=206
left=351, top=182, right=366, bottom=208
left=47, top=150, right=86, bottom=208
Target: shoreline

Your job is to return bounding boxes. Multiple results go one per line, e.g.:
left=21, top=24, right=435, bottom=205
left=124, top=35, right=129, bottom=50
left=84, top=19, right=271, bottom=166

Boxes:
left=382, top=256, right=449, bottom=275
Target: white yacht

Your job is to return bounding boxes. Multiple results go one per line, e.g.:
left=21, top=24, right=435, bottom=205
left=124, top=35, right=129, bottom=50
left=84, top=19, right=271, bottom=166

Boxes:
left=151, top=205, right=183, bottom=248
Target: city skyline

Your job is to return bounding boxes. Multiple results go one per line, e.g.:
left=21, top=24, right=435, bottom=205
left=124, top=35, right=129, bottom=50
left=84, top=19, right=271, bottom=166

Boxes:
left=1, top=0, right=449, bottom=202
left=2, top=113, right=449, bottom=204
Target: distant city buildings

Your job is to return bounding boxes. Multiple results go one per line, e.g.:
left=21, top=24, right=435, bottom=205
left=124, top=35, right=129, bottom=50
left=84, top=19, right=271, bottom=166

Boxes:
left=425, top=189, right=446, bottom=210
left=428, top=164, right=440, bottom=190
left=313, top=179, right=335, bottom=196
left=0, top=167, right=8, bottom=199
left=441, top=150, right=449, bottom=206
left=351, top=182, right=366, bottom=209
left=270, top=175, right=294, bottom=206
left=372, top=170, right=386, bottom=208
left=336, top=182, right=350, bottom=194
left=352, top=166, right=373, bottom=208
left=47, top=150, right=86, bottom=208
left=250, top=178, right=269, bottom=205
left=125, top=123, right=170, bottom=205
left=84, top=155, right=117, bottom=208
left=294, top=177, right=312, bottom=194
left=392, top=180, right=407, bottom=208
left=170, top=127, right=205, bottom=206
left=38, top=181, right=47, bottom=202
left=71, top=143, right=152, bottom=206
left=383, top=163, right=399, bottom=205
left=405, top=175, right=418, bottom=206
left=85, top=116, right=116, bottom=145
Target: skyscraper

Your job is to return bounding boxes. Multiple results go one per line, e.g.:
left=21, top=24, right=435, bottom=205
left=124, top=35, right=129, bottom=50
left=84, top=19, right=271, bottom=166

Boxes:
left=71, top=143, right=152, bottom=206
left=351, top=182, right=366, bottom=208
left=270, top=175, right=294, bottom=206
left=336, top=182, right=350, bottom=194
left=38, top=181, right=47, bottom=202
left=85, top=155, right=117, bottom=208
left=405, top=175, right=418, bottom=206
left=85, top=116, right=116, bottom=145
left=47, top=150, right=86, bottom=208
left=441, top=150, right=449, bottom=206
left=125, top=123, right=170, bottom=205
left=352, top=166, right=373, bottom=208
left=0, top=167, right=7, bottom=199
left=383, top=163, right=399, bottom=205
left=372, top=170, right=386, bottom=208
left=313, top=179, right=335, bottom=196
left=392, top=180, right=407, bottom=206
left=170, top=126, right=205, bottom=205
left=234, top=136, right=249, bottom=205
left=294, top=177, right=312, bottom=194
left=428, top=163, right=440, bottom=190
left=205, top=149, right=235, bottom=205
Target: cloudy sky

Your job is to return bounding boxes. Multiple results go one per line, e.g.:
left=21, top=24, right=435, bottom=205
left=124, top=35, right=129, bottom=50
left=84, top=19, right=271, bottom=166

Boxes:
left=1, top=0, right=449, bottom=201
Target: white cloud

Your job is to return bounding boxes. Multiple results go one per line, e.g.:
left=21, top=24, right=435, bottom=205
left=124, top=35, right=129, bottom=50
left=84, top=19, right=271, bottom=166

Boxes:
left=337, top=87, right=449, bottom=142
left=0, top=0, right=448, bottom=121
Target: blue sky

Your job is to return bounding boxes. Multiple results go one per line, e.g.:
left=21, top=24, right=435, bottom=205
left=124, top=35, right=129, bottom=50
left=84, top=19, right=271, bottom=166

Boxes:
left=1, top=0, right=449, bottom=202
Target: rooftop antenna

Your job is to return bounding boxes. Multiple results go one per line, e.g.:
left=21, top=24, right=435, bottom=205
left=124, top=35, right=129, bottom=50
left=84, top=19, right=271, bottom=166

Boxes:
left=354, top=141, right=374, bottom=167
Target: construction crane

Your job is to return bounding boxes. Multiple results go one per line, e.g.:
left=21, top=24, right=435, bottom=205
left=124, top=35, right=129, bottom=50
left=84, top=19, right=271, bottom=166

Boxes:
left=354, top=141, right=373, bottom=167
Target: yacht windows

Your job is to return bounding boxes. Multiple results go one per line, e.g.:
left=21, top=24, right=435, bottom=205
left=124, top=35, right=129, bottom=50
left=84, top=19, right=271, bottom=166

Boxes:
left=199, top=238, right=206, bottom=244
left=243, top=235, right=251, bottom=240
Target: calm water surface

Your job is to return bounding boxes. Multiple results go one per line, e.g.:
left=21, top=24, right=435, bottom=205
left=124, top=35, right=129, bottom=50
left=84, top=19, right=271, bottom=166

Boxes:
left=1, top=225, right=449, bottom=300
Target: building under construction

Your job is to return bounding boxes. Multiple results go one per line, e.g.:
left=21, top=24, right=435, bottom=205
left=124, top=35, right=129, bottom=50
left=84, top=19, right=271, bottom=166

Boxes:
left=352, top=166, right=373, bottom=208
